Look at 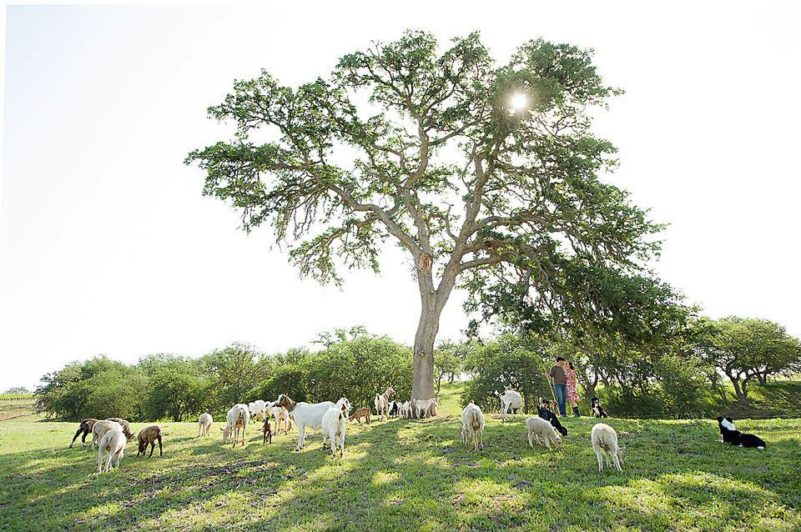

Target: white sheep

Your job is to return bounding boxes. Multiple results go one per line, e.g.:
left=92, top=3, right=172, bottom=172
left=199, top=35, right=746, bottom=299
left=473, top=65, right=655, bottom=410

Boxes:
left=222, top=404, right=251, bottom=447
left=526, top=416, right=562, bottom=450
left=460, top=401, right=485, bottom=451
left=97, top=428, right=126, bottom=473
left=495, top=388, right=523, bottom=420
left=591, top=423, right=624, bottom=472
left=198, top=413, right=213, bottom=437
left=90, top=420, right=123, bottom=449
left=277, top=395, right=351, bottom=451
left=321, top=402, right=349, bottom=457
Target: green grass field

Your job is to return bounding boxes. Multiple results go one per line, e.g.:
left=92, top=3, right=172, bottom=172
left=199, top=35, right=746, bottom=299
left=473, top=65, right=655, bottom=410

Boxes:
left=1, top=384, right=799, bottom=531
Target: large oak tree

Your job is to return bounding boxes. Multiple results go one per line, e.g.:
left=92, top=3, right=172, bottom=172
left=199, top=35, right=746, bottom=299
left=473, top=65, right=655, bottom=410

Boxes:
left=186, top=31, right=661, bottom=400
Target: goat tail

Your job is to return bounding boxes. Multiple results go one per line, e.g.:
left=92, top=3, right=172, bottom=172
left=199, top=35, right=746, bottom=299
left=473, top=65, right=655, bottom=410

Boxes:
left=470, top=410, right=482, bottom=431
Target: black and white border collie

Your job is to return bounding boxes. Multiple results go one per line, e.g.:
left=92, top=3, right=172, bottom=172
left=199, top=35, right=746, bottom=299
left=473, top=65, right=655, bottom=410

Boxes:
left=538, top=398, right=568, bottom=437
left=591, top=397, right=608, bottom=418
left=717, top=416, right=766, bottom=450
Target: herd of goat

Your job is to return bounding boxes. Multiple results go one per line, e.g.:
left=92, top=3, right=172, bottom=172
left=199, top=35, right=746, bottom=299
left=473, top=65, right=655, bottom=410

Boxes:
left=67, top=386, right=764, bottom=476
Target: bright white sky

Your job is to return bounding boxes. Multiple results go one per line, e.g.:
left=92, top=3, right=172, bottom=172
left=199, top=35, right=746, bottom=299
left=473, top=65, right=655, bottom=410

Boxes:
left=1, top=1, right=799, bottom=391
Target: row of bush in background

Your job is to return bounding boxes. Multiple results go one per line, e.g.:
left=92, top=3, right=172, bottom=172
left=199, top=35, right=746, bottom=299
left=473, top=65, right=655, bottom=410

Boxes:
left=33, top=328, right=413, bottom=422
left=32, top=316, right=801, bottom=422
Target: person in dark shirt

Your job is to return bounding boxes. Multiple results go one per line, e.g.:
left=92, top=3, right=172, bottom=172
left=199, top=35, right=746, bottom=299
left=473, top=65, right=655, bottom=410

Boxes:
left=546, top=357, right=568, bottom=416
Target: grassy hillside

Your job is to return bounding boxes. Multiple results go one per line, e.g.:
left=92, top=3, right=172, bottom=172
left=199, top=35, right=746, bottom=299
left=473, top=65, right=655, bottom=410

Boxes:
left=0, top=384, right=799, bottom=530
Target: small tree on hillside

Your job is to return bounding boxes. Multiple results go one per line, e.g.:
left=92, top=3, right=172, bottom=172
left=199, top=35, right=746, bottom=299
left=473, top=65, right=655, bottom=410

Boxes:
left=695, top=316, right=801, bottom=402
left=187, top=31, right=661, bottom=400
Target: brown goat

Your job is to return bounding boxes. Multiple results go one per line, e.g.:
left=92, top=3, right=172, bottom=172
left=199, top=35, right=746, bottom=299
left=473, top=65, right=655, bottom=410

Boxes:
left=262, top=418, right=272, bottom=444
left=70, top=418, right=97, bottom=448
left=349, top=407, right=371, bottom=424
left=136, top=425, right=163, bottom=457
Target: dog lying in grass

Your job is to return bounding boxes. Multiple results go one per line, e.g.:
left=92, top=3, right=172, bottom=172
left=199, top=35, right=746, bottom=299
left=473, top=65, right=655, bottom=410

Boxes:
left=538, top=398, right=568, bottom=437
left=717, top=416, right=765, bottom=450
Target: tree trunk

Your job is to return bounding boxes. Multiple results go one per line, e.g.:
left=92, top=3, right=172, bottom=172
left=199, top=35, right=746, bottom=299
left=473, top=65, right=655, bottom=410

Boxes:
left=729, top=375, right=748, bottom=402
left=412, top=292, right=440, bottom=402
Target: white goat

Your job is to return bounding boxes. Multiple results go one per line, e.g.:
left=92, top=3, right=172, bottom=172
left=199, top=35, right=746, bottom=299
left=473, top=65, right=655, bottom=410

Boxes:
left=399, top=401, right=411, bottom=418
left=97, top=428, right=126, bottom=473
left=460, top=402, right=485, bottom=451
left=321, top=402, right=349, bottom=457
left=267, top=402, right=293, bottom=434
left=222, top=404, right=251, bottom=447
left=591, top=423, right=624, bottom=472
left=412, top=398, right=438, bottom=418
left=374, top=386, right=396, bottom=421
left=90, top=420, right=123, bottom=449
left=198, top=413, right=213, bottom=437
left=526, top=416, right=562, bottom=450
left=277, top=395, right=351, bottom=451
left=494, top=388, right=523, bottom=420
left=248, top=400, right=268, bottom=421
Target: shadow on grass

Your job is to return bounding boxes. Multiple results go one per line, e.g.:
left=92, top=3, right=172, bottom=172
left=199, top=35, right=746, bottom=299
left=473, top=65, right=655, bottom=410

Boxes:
left=1, top=415, right=799, bottom=530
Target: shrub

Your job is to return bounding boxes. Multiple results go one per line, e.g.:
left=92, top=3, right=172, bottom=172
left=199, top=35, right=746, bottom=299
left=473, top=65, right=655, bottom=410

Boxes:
left=461, top=334, right=551, bottom=414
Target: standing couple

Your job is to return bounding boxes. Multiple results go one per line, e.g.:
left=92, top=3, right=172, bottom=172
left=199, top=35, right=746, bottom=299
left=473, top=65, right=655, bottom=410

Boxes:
left=545, top=356, right=581, bottom=417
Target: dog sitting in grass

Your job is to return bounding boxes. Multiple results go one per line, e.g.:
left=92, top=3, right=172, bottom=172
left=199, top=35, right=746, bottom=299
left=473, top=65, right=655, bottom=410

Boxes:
left=591, top=397, right=608, bottom=418
left=717, top=416, right=765, bottom=450
left=538, top=398, right=568, bottom=437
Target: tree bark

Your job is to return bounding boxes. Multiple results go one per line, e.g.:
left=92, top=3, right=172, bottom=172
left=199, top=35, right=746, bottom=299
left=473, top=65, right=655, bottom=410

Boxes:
left=412, top=291, right=441, bottom=402
left=729, top=375, right=748, bottom=402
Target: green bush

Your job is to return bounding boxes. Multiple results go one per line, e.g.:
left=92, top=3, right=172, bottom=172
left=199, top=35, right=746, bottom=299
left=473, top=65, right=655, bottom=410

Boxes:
left=461, top=334, right=551, bottom=414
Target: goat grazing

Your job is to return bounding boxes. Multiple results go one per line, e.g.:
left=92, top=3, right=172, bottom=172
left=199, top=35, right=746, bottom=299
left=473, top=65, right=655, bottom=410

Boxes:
left=494, top=388, right=523, bottom=420
left=137, top=425, right=163, bottom=457
left=91, top=420, right=123, bottom=449
left=222, top=404, right=251, bottom=447
left=70, top=418, right=97, bottom=448
left=277, top=394, right=351, bottom=451
left=349, top=407, right=371, bottom=424
left=591, top=423, right=624, bottom=472
left=97, top=428, right=126, bottom=473
left=460, top=402, right=485, bottom=451
left=198, top=413, right=213, bottom=437
left=526, top=416, right=562, bottom=450
left=374, top=387, right=396, bottom=420
left=106, top=417, right=135, bottom=440
left=321, top=402, right=349, bottom=457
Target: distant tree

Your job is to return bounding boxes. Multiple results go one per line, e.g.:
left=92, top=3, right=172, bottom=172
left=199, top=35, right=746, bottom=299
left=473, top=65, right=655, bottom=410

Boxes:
left=186, top=30, right=661, bottom=401
left=695, top=317, right=801, bottom=402
left=199, top=343, right=267, bottom=412
left=139, top=355, right=211, bottom=421
left=3, top=386, right=30, bottom=395
left=249, top=364, right=310, bottom=404
left=250, top=335, right=413, bottom=408
left=433, top=340, right=470, bottom=393
left=312, top=325, right=372, bottom=348
left=302, top=336, right=413, bottom=408
left=34, top=356, right=147, bottom=421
